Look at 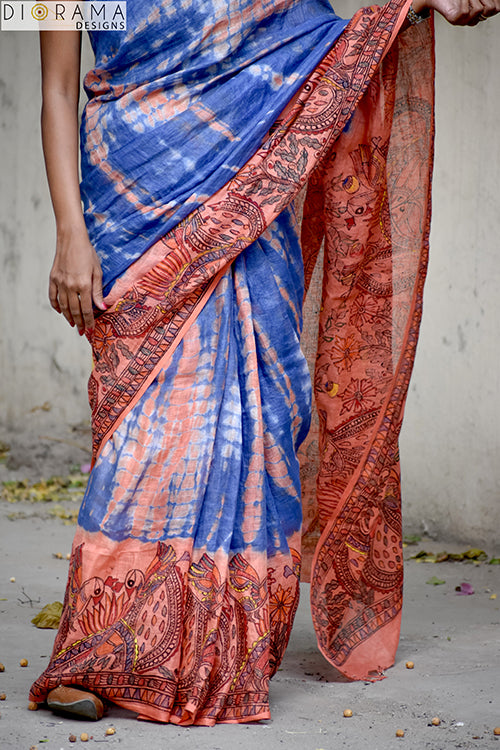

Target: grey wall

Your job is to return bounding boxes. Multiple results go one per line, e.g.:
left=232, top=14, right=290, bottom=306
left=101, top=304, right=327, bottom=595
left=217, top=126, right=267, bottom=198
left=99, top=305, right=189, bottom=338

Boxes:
left=0, top=13, right=499, bottom=544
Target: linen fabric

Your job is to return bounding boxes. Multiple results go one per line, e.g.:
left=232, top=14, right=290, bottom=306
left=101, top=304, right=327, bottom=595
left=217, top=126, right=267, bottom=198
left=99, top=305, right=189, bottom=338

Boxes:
left=31, top=0, right=435, bottom=724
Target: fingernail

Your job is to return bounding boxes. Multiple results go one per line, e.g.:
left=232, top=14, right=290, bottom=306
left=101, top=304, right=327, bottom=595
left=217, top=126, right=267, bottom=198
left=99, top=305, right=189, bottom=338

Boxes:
left=78, top=329, right=84, bottom=337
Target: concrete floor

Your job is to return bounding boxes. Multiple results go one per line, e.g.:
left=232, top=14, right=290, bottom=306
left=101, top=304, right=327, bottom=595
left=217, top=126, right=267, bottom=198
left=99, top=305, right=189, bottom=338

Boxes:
left=1, top=499, right=499, bottom=750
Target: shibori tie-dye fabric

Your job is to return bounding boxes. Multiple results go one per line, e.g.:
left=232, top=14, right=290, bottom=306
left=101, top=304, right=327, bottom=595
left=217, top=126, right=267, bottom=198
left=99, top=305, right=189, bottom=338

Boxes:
left=81, top=0, right=348, bottom=293
left=31, top=0, right=436, bottom=725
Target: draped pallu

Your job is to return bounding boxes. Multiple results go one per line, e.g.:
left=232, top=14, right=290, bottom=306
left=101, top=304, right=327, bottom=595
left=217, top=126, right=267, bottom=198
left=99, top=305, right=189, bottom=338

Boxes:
left=30, top=0, right=434, bottom=724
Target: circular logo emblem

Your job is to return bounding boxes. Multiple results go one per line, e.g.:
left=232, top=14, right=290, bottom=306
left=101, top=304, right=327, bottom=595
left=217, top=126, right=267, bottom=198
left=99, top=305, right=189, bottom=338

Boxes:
left=31, top=3, right=49, bottom=20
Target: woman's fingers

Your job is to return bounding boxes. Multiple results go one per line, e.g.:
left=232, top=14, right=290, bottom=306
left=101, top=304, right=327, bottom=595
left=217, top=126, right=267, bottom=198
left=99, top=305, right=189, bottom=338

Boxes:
left=66, top=280, right=97, bottom=333
left=50, top=282, right=96, bottom=333
left=478, top=0, right=500, bottom=18
left=449, top=0, right=476, bottom=24
left=48, top=277, right=61, bottom=314
left=463, top=0, right=496, bottom=22
left=467, top=0, right=496, bottom=23
left=56, top=288, right=75, bottom=328
left=450, top=0, right=470, bottom=24
left=430, top=0, right=499, bottom=23
left=467, top=0, right=499, bottom=25
left=91, top=265, right=106, bottom=314
left=68, top=289, right=85, bottom=332
left=467, top=0, right=487, bottom=23
left=79, top=285, right=96, bottom=333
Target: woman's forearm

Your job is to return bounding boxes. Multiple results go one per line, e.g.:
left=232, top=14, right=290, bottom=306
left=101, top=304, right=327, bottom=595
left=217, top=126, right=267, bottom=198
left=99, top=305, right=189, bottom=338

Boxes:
left=40, top=31, right=84, bottom=235
left=41, top=91, right=86, bottom=235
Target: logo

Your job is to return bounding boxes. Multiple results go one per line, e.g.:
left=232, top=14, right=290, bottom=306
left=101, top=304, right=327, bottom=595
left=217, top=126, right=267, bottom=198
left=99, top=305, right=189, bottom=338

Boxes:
left=1, top=1, right=127, bottom=30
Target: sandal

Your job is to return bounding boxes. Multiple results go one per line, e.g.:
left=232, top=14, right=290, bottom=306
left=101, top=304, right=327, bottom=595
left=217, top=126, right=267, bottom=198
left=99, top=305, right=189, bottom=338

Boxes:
left=46, top=685, right=104, bottom=721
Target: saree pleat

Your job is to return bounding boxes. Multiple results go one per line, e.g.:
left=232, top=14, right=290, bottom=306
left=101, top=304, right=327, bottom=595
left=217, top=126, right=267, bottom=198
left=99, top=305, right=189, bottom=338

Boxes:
left=31, top=0, right=435, bottom=723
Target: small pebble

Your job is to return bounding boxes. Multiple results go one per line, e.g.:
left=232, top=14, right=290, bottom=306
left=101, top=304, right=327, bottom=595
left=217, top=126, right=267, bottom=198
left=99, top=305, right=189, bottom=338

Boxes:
left=28, top=702, right=38, bottom=711
left=343, top=709, right=353, bottom=718
left=66, top=553, right=71, bottom=560
left=0, top=693, right=6, bottom=700
left=19, top=658, right=28, bottom=667
left=494, top=727, right=500, bottom=736
left=105, top=727, right=116, bottom=736
left=431, top=717, right=441, bottom=726
left=395, top=729, right=405, bottom=737
left=9, top=577, right=15, bottom=583
left=80, top=733, right=89, bottom=742
left=0, top=663, right=4, bottom=672
left=68, top=735, right=77, bottom=743
left=54, top=552, right=63, bottom=559
left=405, top=661, right=414, bottom=669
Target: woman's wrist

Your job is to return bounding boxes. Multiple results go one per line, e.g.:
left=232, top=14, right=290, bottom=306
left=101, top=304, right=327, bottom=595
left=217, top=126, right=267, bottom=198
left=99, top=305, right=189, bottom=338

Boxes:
left=410, top=0, right=430, bottom=14
left=406, top=0, right=431, bottom=24
left=55, top=214, right=87, bottom=236
left=55, top=220, right=90, bottom=251
left=399, top=0, right=431, bottom=33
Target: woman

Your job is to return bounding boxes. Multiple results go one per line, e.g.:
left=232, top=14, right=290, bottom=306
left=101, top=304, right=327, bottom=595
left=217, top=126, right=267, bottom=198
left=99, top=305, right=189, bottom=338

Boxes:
left=30, top=0, right=498, bottom=726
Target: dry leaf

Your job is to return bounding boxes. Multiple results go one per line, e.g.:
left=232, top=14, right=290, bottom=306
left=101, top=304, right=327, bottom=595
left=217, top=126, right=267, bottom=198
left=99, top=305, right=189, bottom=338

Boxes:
left=31, top=601, right=63, bottom=629
left=1, top=474, right=87, bottom=505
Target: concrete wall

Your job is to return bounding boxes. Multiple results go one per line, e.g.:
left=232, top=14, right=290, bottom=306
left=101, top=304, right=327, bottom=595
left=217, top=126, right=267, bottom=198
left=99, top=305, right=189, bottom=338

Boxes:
left=0, top=14, right=499, bottom=544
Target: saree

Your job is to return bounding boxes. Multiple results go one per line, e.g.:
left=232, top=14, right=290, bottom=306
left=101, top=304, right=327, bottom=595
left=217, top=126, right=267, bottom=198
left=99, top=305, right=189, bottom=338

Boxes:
left=30, top=0, right=435, bottom=725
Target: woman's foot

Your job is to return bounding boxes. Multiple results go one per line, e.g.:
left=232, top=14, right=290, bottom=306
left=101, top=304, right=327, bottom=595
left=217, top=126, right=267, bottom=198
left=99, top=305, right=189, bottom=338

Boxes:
left=46, top=686, right=104, bottom=720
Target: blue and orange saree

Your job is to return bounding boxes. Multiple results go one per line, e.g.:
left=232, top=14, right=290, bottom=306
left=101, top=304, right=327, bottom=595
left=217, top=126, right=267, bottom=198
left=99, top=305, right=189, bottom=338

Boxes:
left=31, top=0, right=435, bottom=724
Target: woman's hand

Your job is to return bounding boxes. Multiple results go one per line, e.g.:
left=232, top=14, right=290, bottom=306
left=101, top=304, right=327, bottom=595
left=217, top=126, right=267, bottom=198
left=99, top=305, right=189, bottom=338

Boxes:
left=414, top=0, right=500, bottom=24
left=49, top=225, right=106, bottom=334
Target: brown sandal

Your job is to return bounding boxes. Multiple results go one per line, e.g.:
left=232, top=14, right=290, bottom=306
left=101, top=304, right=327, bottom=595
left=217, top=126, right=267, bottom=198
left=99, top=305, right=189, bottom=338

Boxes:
left=46, top=685, right=104, bottom=721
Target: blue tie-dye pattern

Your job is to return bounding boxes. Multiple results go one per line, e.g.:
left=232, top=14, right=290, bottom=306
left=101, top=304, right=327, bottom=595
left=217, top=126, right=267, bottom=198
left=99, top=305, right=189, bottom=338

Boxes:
left=79, top=208, right=310, bottom=555
left=80, top=0, right=347, bottom=293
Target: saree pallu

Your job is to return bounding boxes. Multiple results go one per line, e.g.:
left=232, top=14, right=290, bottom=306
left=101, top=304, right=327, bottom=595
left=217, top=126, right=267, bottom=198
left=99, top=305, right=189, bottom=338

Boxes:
left=31, top=0, right=435, bottom=724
